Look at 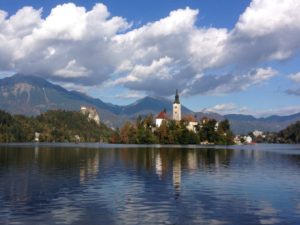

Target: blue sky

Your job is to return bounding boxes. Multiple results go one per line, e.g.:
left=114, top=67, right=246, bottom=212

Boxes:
left=0, top=0, right=250, bottom=27
left=0, top=0, right=299, bottom=116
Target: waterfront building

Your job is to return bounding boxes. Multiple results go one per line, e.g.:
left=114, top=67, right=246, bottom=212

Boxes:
left=252, top=130, right=264, bottom=137
left=245, top=135, right=253, bottom=144
left=34, top=132, right=40, bottom=142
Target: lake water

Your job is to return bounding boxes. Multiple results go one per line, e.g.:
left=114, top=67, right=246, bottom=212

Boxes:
left=1, top=144, right=300, bottom=225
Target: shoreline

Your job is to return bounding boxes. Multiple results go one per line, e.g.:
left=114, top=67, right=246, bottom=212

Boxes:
left=0, top=142, right=299, bottom=151
left=0, top=142, right=234, bottom=149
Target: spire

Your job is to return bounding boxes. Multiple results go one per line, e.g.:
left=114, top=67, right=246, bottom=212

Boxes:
left=174, top=89, right=180, bottom=104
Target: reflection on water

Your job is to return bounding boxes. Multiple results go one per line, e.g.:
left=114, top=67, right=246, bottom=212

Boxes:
left=0, top=145, right=300, bottom=224
left=173, top=154, right=181, bottom=198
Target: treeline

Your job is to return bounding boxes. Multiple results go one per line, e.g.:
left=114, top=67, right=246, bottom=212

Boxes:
left=277, top=121, right=300, bottom=143
left=0, top=110, right=235, bottom=144
left=249, top=121, right=300, bottom=144
left=0, top=110, right=113, bottom=142
left=110, top=114, right=234, bottom=145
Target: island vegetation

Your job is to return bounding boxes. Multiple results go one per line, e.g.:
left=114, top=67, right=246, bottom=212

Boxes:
left=0, top=110, right=300, bottom=145
left=0, top=110, right=235, bottom=145
left=110, top=114, right=234, bottom=145
left=2, top=109, right=300, bottom=144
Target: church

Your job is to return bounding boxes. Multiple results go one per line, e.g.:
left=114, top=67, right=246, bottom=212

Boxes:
left=155, top=90, right=198, bottom=132
left=173, top=89, right=181, bottom=121
left=155, top=89, right=182, bottom=127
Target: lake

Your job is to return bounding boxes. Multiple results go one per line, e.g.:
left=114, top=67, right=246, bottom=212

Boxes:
left=0, top=144, right=300, bottom=225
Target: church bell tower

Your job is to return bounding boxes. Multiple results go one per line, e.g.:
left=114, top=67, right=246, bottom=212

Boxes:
left=173, top=89, right=181, bottom=121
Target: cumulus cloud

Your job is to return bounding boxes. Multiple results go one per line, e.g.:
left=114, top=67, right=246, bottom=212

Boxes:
left=205, top=103, right=237, bottom=113
left=0, top=0, right=298, bottom=96
left=225, top=0, right=300, bottom=65
left=115, top=56, right=174, bottom=84
left=206, top=104, right=300, bottom=117
left=288, top=72, right=300, bottom=83
left=185, top=67, right=278, bottom=95
left=115, top=91, right=146, bottom=99
left=0, top=3, right=130, bottom=85
left=54, top=59, right=91, bottom=78
left=203, top=103, right=253, bottom=115
left=285, top=72, right=300, bottom=96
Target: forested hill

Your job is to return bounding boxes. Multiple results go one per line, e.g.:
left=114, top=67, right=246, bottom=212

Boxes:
left=0, top=110, right=113, bottom=143
left=0, top=109, right=234, bottom=145
left=277, top=121, right=300, bottom=143
left=1, top=74, right=300, bottom=134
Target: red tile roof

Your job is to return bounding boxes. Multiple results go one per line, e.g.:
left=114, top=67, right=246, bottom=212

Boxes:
left=156, top=111, right=168, bottom=119
left=183, top=115, right=197, bottom=122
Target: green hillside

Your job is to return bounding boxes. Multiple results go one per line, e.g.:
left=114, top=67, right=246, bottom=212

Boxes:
left=0, top=110, right=113, bottom=143
left=277, top=121, right=300, bottom=143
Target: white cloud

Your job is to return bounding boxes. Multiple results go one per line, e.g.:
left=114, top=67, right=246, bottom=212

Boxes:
left=1, top=7, right=42, bottom=38
left=0, top=0, right=298, bottom=96
left=286, top=72, right=300, bottom=96
left=185, top=67, right=278, bottom=95
left=250, top=67, right=278, bottom=82
left=0, top=70, right=15, bottom=79
left=115, top=56, right=174, bottom=84
left=0, top=3, right=130, bottom=85
left=205, top=103, right=237, bottom=113
left=288, top=72, right=300, bottom=83
left=189, top=28, right=228, bottom=71
left=115, top=91, right=146, bottom=99
left=235, top=0, right=300, bottom=38
left=205, top=104, right=300, bottom=117
left=54, top=59, right=91, bottom=78
left=203, top=103, right=251, bottom=115
left=224, top=0, right=300, bottom=66
left=37, top=4, right=87, bottom=40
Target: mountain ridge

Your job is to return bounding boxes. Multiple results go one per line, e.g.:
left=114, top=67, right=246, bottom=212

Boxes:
left=0, top=74, right=299, bottom=134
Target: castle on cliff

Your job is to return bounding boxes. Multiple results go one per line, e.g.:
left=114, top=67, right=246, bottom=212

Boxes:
left=80, top=106, right=100, bottom=125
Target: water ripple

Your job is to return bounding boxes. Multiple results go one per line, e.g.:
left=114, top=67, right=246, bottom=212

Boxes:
left=1, top=146, right=300, bottom=224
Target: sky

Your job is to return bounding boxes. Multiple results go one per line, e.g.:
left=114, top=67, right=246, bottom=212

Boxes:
left=0, top=0, right=299, bottom=116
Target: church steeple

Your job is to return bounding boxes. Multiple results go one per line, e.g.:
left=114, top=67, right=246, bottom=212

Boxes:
left=173, top=89, right=181, bottom=121
left=174, top=89, right=180, bottom=104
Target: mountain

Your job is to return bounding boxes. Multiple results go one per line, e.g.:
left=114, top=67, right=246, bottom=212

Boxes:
left=0, top=74, right=194, bottom=127
left=194, top=111, right=224, bottom=121
left=224, top=114, right=300, bottom=134
left=0, top=74, right=121, bottom=125
left=118, top=96, right=193, bottom=117
left=1, top=74, right=300, bottom=133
